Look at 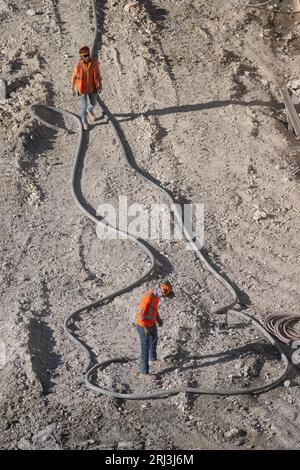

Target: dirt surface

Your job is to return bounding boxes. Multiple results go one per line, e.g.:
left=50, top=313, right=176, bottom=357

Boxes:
left=0, top=0, right=300, bottom=450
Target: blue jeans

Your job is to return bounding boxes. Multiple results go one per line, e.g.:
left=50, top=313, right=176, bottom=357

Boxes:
left=80, top=92, right=97, bottom=122
left=136, top=324, right=158, bottom=374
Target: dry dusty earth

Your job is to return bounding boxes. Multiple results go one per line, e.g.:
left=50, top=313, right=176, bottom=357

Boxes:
left=0, top=0, right=300, bottom=450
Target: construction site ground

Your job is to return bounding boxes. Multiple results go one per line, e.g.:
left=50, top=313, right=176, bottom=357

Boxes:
left=0, top=0, right=299, bottom=450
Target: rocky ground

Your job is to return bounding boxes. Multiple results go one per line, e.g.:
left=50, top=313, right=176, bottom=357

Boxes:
left=0, top=0, right=299, bottom=450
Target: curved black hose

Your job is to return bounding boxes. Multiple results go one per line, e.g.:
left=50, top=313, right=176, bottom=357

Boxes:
left=30, top=0, right=290, bottom=399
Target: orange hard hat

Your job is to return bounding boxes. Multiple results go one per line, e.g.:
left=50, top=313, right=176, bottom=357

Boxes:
left=159, top=280, right=174, bottom=298
left=79, top=46, right=90, bottom=56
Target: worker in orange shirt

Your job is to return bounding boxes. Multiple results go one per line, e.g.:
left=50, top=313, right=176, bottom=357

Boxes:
left=135, top=281, right=174, bottom=376
left=71, top=46, right=102, bottom=131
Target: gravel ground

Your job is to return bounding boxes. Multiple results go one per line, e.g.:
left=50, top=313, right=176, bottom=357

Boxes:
left=0, top=0, right=299, bottom=450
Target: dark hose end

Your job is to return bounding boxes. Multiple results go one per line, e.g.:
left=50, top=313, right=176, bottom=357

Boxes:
left=210, top=305, right=229, bottom=315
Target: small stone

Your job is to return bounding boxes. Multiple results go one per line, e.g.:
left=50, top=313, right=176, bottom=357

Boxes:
left=117, top=441, right=134, bottom=449
left=247, top=164, right=257, bottom=174
left=224, top=428, right=244, bottom=440
left=284, top=33, right=294, bottom=43
left=17, top=437, right=32, bottom=450
left=124, top=2, right=138, bottom=14
left=253, top=209, right=269, bottom=221
left=26, top=9, right=36, bottom=16
left=289, top=79, right=300, bottom=91
left=32, top=424, right=55, bottom=442
left=284, top=380, right=291, bottom=387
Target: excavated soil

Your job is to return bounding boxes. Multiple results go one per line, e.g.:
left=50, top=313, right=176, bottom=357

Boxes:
left=0, top=0, right=299, bottom=450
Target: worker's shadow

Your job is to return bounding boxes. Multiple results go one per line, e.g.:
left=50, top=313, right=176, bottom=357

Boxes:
left=89, top=98, right=282, bottom=132
left=112, top=98, right=282, bottom=123
left=159, top=341, right=281, bottom=379
left=159, top=341, right=299, bottom=397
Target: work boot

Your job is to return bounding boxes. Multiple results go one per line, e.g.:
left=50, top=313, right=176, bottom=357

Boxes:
left=88, top=110, right=96, bottom=122
left=140, top=372, right=157, bottom=379
left=149, top=359, right=163, bottom=366
left=82, top=120, right=89, bottom=131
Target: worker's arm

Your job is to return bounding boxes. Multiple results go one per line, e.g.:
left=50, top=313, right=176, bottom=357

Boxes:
left=156, top=313, right=163, bottom=327
left=70, top=63, right=78, bottom=91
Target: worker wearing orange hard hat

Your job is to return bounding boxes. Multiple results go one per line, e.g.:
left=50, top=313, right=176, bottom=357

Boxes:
left=71, top=46, right=102, bottom=131
left=135, top=281, right=174, bottom=376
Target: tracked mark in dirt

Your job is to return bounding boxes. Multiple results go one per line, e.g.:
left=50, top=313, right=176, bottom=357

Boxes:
left=188, top=1, right=214, bottom=40
left=125, top=1, right=179, bottom=103
left=78, top=224, right=105, bottom=287
left=146, top=115, right=168, bottom=154
left=14, top=113, right=61, bottom=207
left=30, top=277, right=60, bottom=393
left=40, top=277, right=52, bottom=318
left=47, top=0, right=64, bottom=45
left=268, top=403, right=300, bottom=446
left=3, top=55, right=58, bottom=207
left=16, top=165, right=45, bottom=207
left=27, top=317, right=61, bottom=394
left=91, top=0, right=109, bottom=54
left=112, top=46, right=123, bottom=73
left=157, top=41, right=179, bottom=101
left=16, top=234, right=33, bottom=266
left=220, top=49, right=275, bottom=103
left=17, top=276, right=61, bottom=394
left=144, top=32, right=179, bottom=102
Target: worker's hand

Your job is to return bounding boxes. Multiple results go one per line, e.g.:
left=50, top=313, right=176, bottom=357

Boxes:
left=157, top=317, right=163, bottom=327
left=97, top=86, right=102, bottom=94
left=71, top=89, right=76, bottom=97
left=144, top=327, right=152, bottom=336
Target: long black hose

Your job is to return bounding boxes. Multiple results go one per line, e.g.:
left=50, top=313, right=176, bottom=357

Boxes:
left=30, top=0, right=290, bottom=399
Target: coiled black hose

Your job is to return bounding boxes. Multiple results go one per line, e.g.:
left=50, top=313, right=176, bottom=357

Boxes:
left=264, top=314, right=300, bottom=344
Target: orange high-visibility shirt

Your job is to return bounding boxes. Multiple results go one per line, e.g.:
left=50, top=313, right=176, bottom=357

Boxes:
left=135, top=289, right=160, bottom=327
left=71, top=58, right=102, bottom=95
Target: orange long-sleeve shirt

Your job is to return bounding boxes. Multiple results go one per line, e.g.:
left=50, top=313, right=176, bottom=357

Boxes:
left=135, top=289, right=160, bottom=327
left=71, top=57, right=102, bottom=95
